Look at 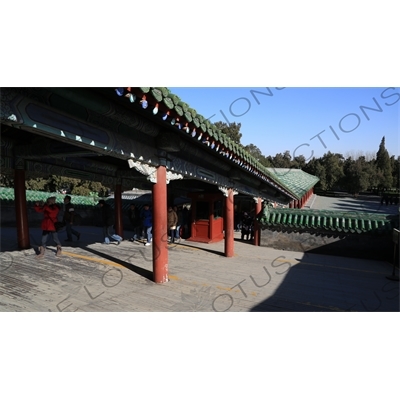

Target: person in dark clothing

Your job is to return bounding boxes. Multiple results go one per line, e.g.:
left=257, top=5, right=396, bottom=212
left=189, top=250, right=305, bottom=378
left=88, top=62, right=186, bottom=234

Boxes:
left=63, top=195, right=81, bottom=242
left=140, top=204, right=152, bottom=246
left=98, top=200, right=122, bottom=244
left=127, top=203, right=141, bottom=241
left=240, top=212, right=253, bottom=241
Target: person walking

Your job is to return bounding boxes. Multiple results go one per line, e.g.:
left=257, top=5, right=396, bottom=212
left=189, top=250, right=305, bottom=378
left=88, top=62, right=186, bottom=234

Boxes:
left=240, top=212, right=252, bottom=241
left=167, top=206, right=178, bottom=243
left=173, top=206, right=183, bottom=242
left=127, top=203, right=141, bottom=242
left=34, top=196, right=62, bottom=258
left=98, top=200, right=122, bottom=245
left=63, top=195, right=81, bottom=242
left=140, top=204, right=153, bottom=246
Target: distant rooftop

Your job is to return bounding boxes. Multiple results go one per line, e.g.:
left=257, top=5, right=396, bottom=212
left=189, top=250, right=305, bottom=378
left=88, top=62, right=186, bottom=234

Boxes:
left=265, top=168, right=320, bottom=199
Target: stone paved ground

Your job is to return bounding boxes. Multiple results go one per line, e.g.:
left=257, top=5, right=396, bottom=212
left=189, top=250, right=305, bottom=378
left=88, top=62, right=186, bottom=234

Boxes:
left=1, top=224, right=398, bottom=312
left=306, top=193, right=399, bottom=214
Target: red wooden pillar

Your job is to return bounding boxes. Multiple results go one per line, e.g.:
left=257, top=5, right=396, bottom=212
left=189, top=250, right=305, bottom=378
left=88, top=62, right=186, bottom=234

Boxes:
left=152, top=165, right=168, bottom=283
left=14, top=166, right=30, bottom=249
left=114, top=183, right=123, bottom=237
left=253, top=197, right=262, bottom=246
left=224, top=188, right=235, bottom=257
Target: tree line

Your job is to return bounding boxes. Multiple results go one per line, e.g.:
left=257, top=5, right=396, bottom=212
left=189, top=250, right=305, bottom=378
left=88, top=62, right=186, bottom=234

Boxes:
left=0, top=174, right=109, bottom=197
left=215, top=121, right=399, bottom=195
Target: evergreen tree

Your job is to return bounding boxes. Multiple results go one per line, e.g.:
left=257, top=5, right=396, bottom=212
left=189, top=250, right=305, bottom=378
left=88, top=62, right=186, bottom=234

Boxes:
left=390, top=155, right=399, bottom=189
left=375, top=136, right=393, bottom=188
left=292, top=155, right=306, bottom=169
left=0, top=175, right=14, bottom=187
left=22, top=175, right=110, bottom=196
left=342, top=157, right=369, bottom=195
left=304, top=158, right=327, bottom=190
left=243, top=143, right=262, bottom=160
left=268, top=151, right=292, bottom=168
left=320, top=152, right=344, bottom=190
left=214, top=121, right=243, bottom=144
left=45, top=176, right=81, bottom=193
left=25, top=177, right=47, bottom=191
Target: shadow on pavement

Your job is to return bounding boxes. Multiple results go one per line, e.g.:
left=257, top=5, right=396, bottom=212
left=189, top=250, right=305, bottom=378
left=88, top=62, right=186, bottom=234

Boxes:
left=82, top=245, right=154, bottom=281
left=177, top=242, right=225, bottom=257
left=250, top=242, right=399, bottom=312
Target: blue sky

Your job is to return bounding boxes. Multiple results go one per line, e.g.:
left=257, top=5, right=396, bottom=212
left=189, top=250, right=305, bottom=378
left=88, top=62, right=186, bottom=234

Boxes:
left=169, top=87, right=399, bottom=160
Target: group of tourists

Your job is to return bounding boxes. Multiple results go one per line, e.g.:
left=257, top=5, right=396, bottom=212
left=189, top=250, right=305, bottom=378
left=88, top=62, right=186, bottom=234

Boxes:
left=126, top=203, right=153, bottom=246
left=35, top=196, right=191, bottom=257
left=34, top=195, right=259, bottom=258
left=127, top=203, right=187, bottom=246
left=34, top=195, right=124, bottom=258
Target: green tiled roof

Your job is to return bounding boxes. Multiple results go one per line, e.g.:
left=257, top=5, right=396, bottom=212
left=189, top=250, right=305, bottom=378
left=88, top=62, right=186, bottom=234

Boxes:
left=266, top=168, right=319, bottom=199
left=257, top=206, right=398, bottom=234
left=117, top=88, right=319, bottom=200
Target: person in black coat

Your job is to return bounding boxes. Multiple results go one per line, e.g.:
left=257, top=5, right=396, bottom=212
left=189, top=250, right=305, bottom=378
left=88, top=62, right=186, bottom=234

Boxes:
left=241, top=212, right=252, bottom=241
left=140, top=204, right=153, bottom=246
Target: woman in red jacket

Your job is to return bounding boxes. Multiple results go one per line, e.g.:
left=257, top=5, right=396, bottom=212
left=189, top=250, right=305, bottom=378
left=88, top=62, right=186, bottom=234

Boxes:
left=34, top=196, right=62, bottom=258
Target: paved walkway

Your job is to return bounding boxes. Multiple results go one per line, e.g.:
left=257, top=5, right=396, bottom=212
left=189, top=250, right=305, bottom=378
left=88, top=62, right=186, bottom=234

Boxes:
left=307, top=193, right=399, bottom=214
left=0, top=225, right=398, bottom=312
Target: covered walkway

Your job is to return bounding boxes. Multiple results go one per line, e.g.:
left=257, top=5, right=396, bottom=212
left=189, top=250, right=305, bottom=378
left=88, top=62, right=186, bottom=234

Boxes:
left=0, top=87, right=320, bottom=283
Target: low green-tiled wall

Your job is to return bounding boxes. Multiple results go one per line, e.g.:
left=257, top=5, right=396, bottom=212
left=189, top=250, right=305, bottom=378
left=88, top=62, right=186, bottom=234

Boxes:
left=257, top=206, right=399, bottom=261
left=258, top=207, right=399, bottom=235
